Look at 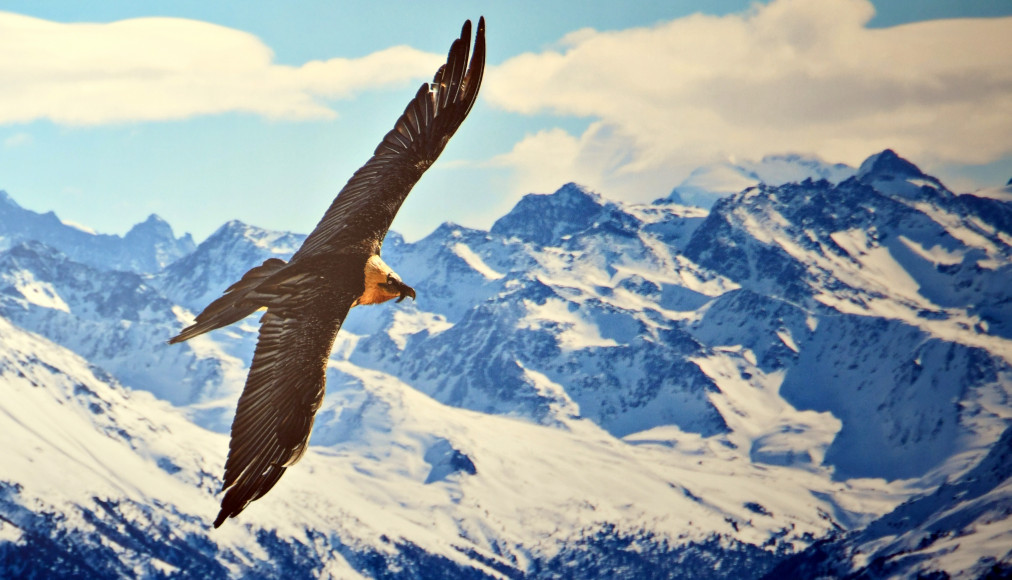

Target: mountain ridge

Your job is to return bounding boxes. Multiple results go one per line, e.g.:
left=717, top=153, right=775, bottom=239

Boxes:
left=0, top=149, right=1009, bottom=578
left=0, top=189, right=194, bottom=273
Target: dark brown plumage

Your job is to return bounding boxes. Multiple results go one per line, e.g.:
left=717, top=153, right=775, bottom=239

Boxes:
left=168, top=18, right=485, bottom=528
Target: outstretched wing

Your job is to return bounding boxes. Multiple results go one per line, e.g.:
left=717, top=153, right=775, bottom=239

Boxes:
left=293, top=17, right=485, bottom=260
left=213, top=290, right=355, bottom=527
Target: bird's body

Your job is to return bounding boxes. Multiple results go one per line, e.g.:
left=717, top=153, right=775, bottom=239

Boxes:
left=169, top=18, right=485, bottom=527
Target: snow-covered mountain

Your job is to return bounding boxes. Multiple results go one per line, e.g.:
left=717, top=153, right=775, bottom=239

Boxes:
left=153, top=220, right=305, bottom=312
left=1, top=150, right=1010, bottom=578
left=766, top=425, right=1012, bottom=579
left=660, top=153, right=855, bottom=208
left=0, top=190, right=194, bottom=273
left=0, top=240, right=249, bottom=426
left=0, top=294, right=859, bottom=579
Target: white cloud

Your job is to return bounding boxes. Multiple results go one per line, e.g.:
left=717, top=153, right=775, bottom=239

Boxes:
left=485, top=0, right=1012, bottom=200
left=489, top=123, right=682, bottom=199
left=0, top=12, right=444, bottom=125
left=3, top=132, right=32, bottom=148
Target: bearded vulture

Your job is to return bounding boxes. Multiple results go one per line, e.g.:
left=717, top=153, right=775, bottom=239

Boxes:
left=169, top=18, right=485, bottom=528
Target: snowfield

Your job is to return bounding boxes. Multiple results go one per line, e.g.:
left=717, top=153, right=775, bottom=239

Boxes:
left=1, top=150, right=1010, bottom=578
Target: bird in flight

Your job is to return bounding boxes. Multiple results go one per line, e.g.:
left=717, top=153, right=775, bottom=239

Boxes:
left=169, top=18, right=485, bottom=528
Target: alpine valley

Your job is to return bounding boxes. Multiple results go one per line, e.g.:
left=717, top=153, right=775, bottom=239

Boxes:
left=0, top=151, right=1009, bottom=579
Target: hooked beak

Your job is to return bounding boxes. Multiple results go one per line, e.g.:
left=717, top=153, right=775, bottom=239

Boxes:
left=386, top=278, right=416, bottom=303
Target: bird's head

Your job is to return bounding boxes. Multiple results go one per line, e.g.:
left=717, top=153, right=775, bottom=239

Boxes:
left=381, top=273, right=416, bottom=303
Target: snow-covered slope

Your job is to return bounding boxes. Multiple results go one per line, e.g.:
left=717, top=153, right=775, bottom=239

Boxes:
left=358, top=185, right=736, bottom=438
left=683, top=152, right=1012, bottom=334
left=679, top=153, right=1012, bottom=485
left=0, top=190, right=194, bottom=273
left=0, top=150, right=1009, bottom=577
left=0, top=241, right=249, bottom=424
left=0, top=314, right=871, bottom=579
left=766, top=425, right=1012, bottom=579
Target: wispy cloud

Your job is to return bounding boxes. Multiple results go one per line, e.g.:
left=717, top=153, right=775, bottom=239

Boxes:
left=0, top=12, right=444, bottom=125
left=3, top=132, right=32, bottom=148
left=485, top=0, right=1012, bottom=198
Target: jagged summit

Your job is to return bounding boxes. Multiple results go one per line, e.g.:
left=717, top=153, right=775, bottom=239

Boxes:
left=0, top=189, right=19, bottom=207
left=125, top=214, right=196, bottom=262
left=490, top=182, right=619, bottom=246
left=200, top=218, right=304, bottom=251
left=128, top=213, right=172, bottom=233
left=421, top=220, right=485, bottom=242
left=155, top=218, right=304, bottom=311
left=0, top=239, right=65, bottom=265
left=213, top=218, right=254, bottom=235
left=0, top=190, right=193, bottom=273
left=855, top=149, right=926, bottom=181
left=852, top=149, right=950, bottom=200
left=508, top=182, right=606, bottom=211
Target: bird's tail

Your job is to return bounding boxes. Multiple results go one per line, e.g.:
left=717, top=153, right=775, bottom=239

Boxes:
left=168, top=258, right=288, bottom=344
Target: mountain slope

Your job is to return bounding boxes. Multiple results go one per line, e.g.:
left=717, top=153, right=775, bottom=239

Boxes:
left=0, top=240, right=249, bottom=419
left=153, top=220, right=305, bottom=312
left=683, top=158, right=1012, bottom=338
left=0, top=190, right=194, bottom=274
left=765, top=425, right=1012, bottom=579
left=356, top=186, right=736, bottom=437
left=0, top=313, right=869, bottom=579
left=0, top=150, right=1009, bottom=577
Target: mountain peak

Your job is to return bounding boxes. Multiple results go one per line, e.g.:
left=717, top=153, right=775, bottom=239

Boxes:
left=120, top=213, right=195, bottom=270
left=210, top=219, right=256, bottom=239
left=490, top=183, right=611, bottom=246
left=4, top=239, right=64, bottom=261
left=854, top=149, right=951, bottom=199
left=0, top=189, right=20, bottom=208
left=200, top=219, right=303, bottom=255
left=554, top=182, right=603, bottom=203
left=125, top=214, right=172, bottom=237
left=856, top=149, right=926, bottom=181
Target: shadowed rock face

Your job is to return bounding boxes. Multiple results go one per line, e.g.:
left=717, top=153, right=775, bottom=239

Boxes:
left=490, top=182, right=638, bottom=247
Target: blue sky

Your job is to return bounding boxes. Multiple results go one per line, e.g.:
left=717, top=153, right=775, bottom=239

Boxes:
left=1, top=0, right=1011, bottom=242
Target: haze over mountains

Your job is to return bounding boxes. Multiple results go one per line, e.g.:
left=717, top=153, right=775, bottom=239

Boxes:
left=0, top=151, right=1009, bottom=579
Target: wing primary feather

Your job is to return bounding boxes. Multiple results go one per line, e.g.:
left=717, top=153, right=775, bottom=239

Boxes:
left=441, top=20, right=471, bottom=110
left=212, top=291, right=353, bottom=527
left=461, top=17, right=486, bottom=120
left=432, top=64, right=447, bottom=87
left=292, top=17, right=485, bottom=259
